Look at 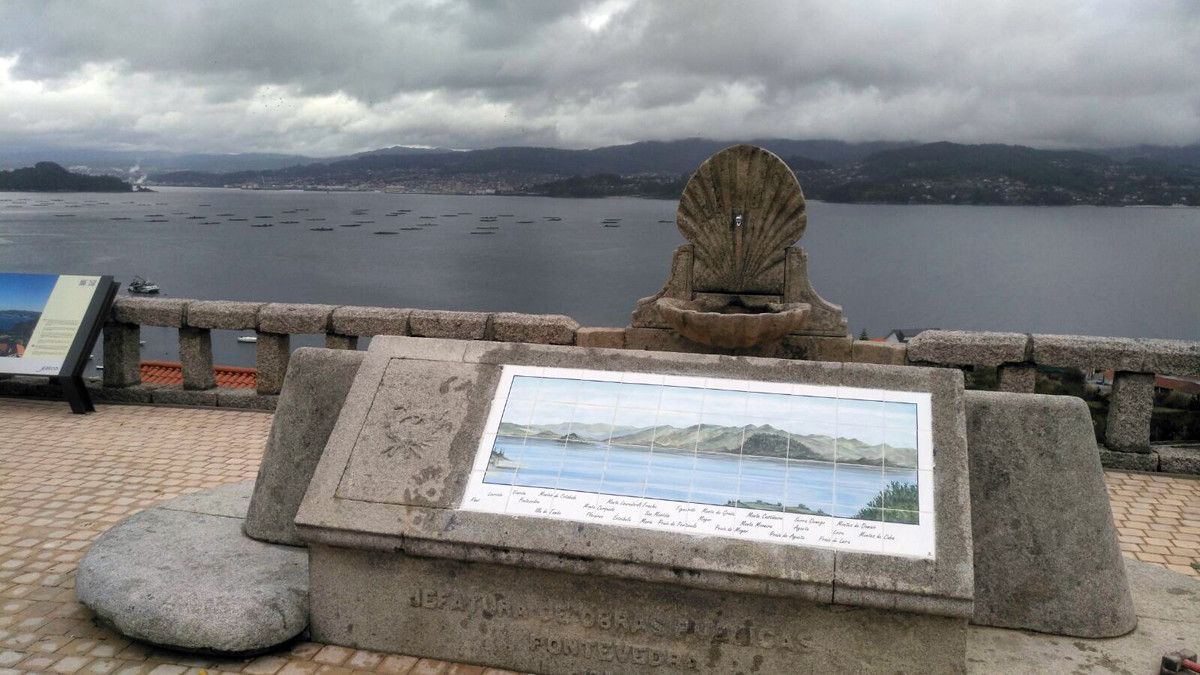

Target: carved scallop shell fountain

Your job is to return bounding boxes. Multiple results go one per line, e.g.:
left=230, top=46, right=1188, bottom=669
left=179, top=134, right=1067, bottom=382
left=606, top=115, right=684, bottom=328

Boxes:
left=630, top=144, right=848, bottom=351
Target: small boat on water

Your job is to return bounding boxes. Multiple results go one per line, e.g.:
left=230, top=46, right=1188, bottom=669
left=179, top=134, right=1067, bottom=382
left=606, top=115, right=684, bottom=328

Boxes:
left=516, top=220, right=534, bottom=224
left=310, top=227, right=333, bottom=231
left=373, top=231, right=399, bottom=235
left=251, top=223, right=274, bottom=228
left=128, top=276, right=160, bottom=294
left=339, top=224, right=361, bottom=228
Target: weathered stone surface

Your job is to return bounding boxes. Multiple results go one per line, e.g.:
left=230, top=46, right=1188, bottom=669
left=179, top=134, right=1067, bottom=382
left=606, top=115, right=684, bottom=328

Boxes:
left=408, top=309, right=490, bottom=339
left=102, top=322, right=141, bottom=387
left=90, top=383, right=160, bottom=404
left=178, top=327, right=215, bottom=390
left=309, top=545, right=967, bottom=675
left=257, top=303, right=334, bottom=335
left=329, top=305, right=410, bottom=337
left=967, top=558, right=1200, bottom=674
left=965, top=390, right=1136, bottom=637
left=908, top=330, right=1029, bottom=367
left=629, top=245, right=694, bottom=329
left=244, top=348, right=365, bottom=546
left=996, top=363, right=1036, bottom=393
left=679, top=145, right=803, bottom=295
left=110, top=296, right=188, bottom=327
left=782, top=247, right=849, bottom=337
left=76, top=487, right=308, bottom=655
left=850, top=340, right=906, bottom=365
left=186, top=301, right=262, bottom=331
left=1106, top=371, right=1155, bottom=453
left=1156, top=444, right=1200, bottom=475
left=216, top=389, right=277, bottom=411
left=1032, top=334, right=1200, bottom=376
left=298, top=338, right=973, bottom=631
left=624, top=326, right=715, bottom=353
left=490, top=312, right=579, bottom=345
left=323, top=333, right=358, bottom=350
left=782, top=334, right=852, bottom=362
left=153, top=387, right=219, bottom=407
left=575, top=326, right=626, bottom=349
left=1098, top=448, right=1159, bottom=471
left=255, top=332, right=290, bottom=395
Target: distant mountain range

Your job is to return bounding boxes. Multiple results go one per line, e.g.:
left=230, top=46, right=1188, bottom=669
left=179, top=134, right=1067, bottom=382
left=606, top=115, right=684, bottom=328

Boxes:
left=497, top=421, right=918, bottom=469
left=7, top=137, right=1200, bottom=205
left=0, top=309, right=41, bottom=332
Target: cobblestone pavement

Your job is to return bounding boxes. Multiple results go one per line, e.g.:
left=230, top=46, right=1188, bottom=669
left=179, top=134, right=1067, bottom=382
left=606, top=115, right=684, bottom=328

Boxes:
left=1, top=397, right=1197, bottom=674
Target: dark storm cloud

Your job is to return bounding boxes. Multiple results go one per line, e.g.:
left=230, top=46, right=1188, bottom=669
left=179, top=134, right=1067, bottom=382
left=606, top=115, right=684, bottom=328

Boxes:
left=0, top=0, right=1197, bottom=154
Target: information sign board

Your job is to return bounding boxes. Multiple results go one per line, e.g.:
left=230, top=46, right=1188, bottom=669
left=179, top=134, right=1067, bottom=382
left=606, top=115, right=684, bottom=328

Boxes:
left=0, top=272, right=117, bottom=412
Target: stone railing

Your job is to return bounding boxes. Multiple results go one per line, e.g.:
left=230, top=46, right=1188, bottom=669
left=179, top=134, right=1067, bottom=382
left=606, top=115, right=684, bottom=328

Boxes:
left=907, top=330, right=1200, bottom=473
left=44, top=297, right=574, bottom=409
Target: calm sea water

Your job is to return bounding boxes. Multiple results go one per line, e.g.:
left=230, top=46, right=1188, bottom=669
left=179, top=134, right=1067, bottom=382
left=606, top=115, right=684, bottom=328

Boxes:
left=486, top=438, right=917, bottom=518
left=0, top=187, right=1196, bottom=373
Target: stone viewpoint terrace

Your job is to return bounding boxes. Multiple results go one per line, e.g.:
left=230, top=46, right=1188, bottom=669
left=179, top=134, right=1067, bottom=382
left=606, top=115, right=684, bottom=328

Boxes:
left=0, top=397, right=1196, bottom=674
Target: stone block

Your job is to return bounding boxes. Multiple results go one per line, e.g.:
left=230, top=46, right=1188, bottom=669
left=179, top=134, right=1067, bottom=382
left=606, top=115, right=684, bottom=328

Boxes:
left=257, top=303, right=335, bottom=335
left=908, top=330, right=1029, bottom=367
left=997, top=363, right=1037, bottom=393
left=1138, top=338, right=1200, bottom=377
left=185, top=301, right=262, bottom=330
left=408, top=309, right=489, bottom=340
left=76, top=486, right=307, bottom=655
left=110, top=296, right=188, bottom=327
left=1098, top=448, right=1159, bottom=471
left=624, top=326, right=717, bottom=354
left=152, top=387, right=219, bottom=407
left=781, top=335, right=852, bottom=362
left=178, top=327, right=215, bottom=390
left=297, top=338, right=974, bottom=643
left=216, top=389, right=277, bottom=411
left=1032, top=334, right=1144, bottom=372
left=329, top=305, right=410, bottom=337
left=90, top=383, right=159, bottom=404
left=102, top=322, right=142, bottom=387
left=1106, top=371, right=1154, bottom=453
left=324, top=333, right=358, bottom=350
left=244, top=348, right=365, bottom=546
left=1155, top=444, right=1200, bottom=475
left=490, top=312, right=579, bottom=345
left=309, top=546, right=967, bottom=675
left=850, top=340, right=907, bottom=365
left=965, top=390, right=1136, bottom=638
left=576, top=326, right=626, bottom=349
left=255, top=332, right=290, bottom=395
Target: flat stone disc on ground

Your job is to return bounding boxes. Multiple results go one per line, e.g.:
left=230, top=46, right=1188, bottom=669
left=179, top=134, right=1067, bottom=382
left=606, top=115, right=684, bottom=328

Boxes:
left=75, top=494, right=308, bottom=655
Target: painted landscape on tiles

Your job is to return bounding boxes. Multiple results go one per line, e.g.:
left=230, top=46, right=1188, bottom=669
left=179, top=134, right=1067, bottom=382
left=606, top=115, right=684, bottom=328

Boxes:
left=483, top=375, right=922, bottom=524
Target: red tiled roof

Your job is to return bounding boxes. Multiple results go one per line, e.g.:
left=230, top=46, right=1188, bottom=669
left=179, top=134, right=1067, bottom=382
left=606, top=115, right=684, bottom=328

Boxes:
left=140, top=360, right=257, bottom=389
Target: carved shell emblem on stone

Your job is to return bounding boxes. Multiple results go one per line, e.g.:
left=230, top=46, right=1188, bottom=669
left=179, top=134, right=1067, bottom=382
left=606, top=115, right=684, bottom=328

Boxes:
left=677, top=145, right=807, bottom=294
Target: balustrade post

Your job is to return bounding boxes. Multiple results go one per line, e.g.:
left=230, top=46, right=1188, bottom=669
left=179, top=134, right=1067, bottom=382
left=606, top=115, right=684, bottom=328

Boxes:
left=325, top=333, right=359, bottom=350
left=1106, top=371, right=1154, bottom=453
left=997, top=363, right=1037, bottom=393
left=178, top=327, right=215, bottom=390
left=102, top=322, right=141, bottom=387
left=255, top=332, right=290, bottom=395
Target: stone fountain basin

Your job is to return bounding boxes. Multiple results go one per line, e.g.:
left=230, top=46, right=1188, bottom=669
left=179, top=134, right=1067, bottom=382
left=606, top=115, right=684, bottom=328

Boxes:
left=655, top=296, right=811, bottom=349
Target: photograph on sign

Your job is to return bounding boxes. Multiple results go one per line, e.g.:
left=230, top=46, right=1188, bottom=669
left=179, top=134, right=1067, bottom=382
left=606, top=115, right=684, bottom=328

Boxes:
left=461, top=365, right=936, bottom=558
left=0, top=272, right=106, bottom=376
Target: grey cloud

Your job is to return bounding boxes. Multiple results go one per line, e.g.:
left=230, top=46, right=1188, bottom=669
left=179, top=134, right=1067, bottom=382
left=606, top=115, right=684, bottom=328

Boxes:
left=0, top=0, right=1197, bottom=154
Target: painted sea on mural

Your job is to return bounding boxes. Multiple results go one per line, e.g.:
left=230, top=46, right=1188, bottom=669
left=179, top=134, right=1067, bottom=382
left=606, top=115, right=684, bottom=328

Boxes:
left=482, top=375, right=922, bottom=524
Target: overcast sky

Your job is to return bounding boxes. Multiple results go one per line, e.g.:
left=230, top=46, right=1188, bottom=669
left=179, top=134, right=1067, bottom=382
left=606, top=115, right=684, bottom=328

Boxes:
left=1, top=0, right=1198, bottom=156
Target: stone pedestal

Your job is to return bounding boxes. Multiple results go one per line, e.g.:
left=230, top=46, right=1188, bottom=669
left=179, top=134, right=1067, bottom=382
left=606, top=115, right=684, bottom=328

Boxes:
left=309, top=545, right=967, bottom=675
left=296, top=337, right=975, bottom=674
